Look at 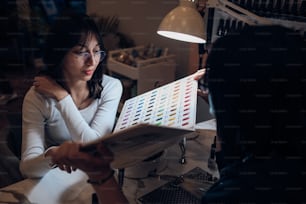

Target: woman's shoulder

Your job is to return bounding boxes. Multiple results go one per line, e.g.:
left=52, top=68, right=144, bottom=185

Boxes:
left=102, top=74, right=122, bottom=90
left=102, top=74, right=120, bottom=84
left=24, top=86, right=42, bottom=100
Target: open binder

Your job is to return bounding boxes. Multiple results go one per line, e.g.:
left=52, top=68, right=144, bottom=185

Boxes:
left=81, top=73, right=198, bottom=169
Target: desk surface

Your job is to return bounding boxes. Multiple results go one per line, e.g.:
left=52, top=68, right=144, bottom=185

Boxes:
left=0, top=120, right=217, bottom=204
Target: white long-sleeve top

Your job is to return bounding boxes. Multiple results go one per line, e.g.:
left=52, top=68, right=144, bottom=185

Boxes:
left=20, top=75, right=123, bottom=178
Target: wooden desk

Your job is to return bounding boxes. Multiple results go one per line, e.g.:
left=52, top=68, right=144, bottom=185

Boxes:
left=0, top=120, right=217, bottom=204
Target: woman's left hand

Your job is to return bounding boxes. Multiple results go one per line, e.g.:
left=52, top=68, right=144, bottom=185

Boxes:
left=33, top=76, right=68, bottom=101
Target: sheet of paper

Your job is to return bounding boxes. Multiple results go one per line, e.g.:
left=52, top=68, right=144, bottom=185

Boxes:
left=195, top=119, right=216, bottom=130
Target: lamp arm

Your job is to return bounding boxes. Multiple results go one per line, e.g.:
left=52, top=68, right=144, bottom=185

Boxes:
left=205, top=0, right=273, bottom=25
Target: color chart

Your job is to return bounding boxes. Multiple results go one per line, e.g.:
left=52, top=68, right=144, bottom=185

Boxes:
left=114, top=74, right=198, bottom=132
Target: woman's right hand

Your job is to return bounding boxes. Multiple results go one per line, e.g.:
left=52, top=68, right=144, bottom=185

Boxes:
left=50, top=141, right=114, bottom=177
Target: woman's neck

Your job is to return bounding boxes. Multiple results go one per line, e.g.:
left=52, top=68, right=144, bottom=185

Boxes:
left=65, top=81, right=92, bottom=109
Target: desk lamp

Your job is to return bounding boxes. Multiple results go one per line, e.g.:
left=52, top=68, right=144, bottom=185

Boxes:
left=157, top=0, right=274, bottom=44
left=157, top=0, right=206, bottom=43
left=157, top=0, right=275, bottom=74
left=157, top=0, right=275, bottom=88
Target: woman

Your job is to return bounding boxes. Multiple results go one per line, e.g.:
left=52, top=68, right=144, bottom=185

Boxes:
left=19, top=12, right=123, bottom=178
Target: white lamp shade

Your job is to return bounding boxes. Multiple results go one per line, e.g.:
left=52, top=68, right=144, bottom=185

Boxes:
left=157, top=0, right=206, bottom=43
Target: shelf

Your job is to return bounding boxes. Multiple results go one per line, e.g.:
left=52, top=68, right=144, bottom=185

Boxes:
left=107, top=46, right=176, bottom=95
left=205, top=0, right=306, bottom=44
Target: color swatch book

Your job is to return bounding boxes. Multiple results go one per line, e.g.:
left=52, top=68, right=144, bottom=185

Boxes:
left=114, top=73, right=198, bottom=132
left=81, top=73, right=198, bottom=169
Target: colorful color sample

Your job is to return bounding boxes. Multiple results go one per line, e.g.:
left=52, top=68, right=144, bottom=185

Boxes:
left=114, top=74, right=198, bottom=132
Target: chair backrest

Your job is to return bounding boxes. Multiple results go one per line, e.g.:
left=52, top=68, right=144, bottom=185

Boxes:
left=5, top=100, right=23, bottom=160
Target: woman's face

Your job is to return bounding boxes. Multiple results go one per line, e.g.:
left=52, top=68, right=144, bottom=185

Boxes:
left=61, top=34, right=104, bottom=84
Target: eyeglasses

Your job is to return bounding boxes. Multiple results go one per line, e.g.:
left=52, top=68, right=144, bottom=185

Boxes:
left=74, top=50, right=106, bottom=62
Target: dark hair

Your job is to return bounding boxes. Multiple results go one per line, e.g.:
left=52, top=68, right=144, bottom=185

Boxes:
left=207, top=25, right=306, bottom=160
left=42, top=11, right=105, bottom=99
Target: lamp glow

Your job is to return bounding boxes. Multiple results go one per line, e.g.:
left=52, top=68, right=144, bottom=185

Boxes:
left=157, top=0, right=206, bottom=43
